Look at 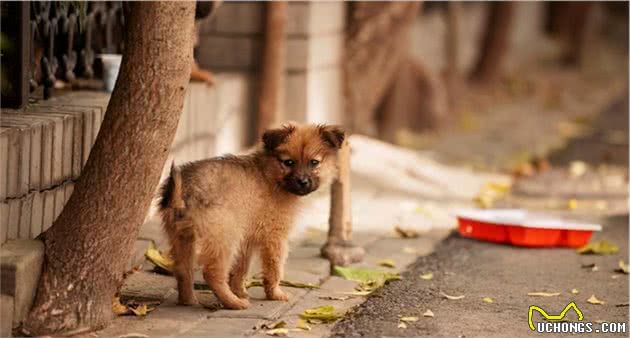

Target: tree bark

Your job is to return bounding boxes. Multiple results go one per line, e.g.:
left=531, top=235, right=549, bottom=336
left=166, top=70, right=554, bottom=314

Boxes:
left=470, top=2, right=515, bottom=84
left=22, top=2, right=195, bottom=336
left=255, top=1, right=287, bottom=141
left=444, top=1, right=462, bottom=110
left=344, top=2, right=421, bottom=135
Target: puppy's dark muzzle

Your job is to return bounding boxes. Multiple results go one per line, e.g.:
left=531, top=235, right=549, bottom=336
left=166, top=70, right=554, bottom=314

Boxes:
left=285, top=176, right=315, bottom=196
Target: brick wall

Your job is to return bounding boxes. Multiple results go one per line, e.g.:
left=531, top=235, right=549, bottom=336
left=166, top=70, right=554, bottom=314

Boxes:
left=0, top=73, right=253, bottom=245
left=196, top=1, right=346, bottom=125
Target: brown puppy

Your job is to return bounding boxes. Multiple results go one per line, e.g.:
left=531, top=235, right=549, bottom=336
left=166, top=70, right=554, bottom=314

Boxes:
left=158, top=123, right=344, bottom=309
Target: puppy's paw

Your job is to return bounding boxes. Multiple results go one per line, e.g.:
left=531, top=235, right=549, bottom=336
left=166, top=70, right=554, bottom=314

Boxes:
left=177, top=296, right=198, bottom=306
left=266, top=288, right=289, bottom=302
left=233, top=287, right=250, bottom=300
left=223, top=297, right=250, bottom=310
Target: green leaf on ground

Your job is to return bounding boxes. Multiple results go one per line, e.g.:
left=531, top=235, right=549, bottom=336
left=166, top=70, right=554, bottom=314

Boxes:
left=333, top=266, right=401, bottom=284
left=577, top=240, right=619, bottom=255
left=299, top=305, right=343, bottom=323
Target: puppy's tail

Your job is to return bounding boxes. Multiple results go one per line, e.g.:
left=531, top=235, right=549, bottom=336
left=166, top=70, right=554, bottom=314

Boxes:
left=159, top=162, right=186, bottom=212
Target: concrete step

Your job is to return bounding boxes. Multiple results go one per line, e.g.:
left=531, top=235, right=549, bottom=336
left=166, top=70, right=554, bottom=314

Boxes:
left=0, top=240, right=44, bottom=331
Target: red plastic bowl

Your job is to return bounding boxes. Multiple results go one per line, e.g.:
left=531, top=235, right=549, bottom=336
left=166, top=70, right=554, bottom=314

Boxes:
left=455, top=209, right=601, bottom=248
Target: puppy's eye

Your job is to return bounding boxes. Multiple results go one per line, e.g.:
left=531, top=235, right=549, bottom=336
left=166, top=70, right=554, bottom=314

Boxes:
left=282, top=159, right=295, bottom=167
left=310, top=159, right=320, bottom=166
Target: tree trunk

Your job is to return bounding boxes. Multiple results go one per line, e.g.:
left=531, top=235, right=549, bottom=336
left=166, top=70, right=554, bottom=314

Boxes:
left=255, top=1, right=287, bottom=141
left=344, top=2, right=421, bottom=135
left=470, top=2, right=515, bottom=84
left=22, top=2, right=195, bottom=336
left=444, top=1, right=463, bottom=110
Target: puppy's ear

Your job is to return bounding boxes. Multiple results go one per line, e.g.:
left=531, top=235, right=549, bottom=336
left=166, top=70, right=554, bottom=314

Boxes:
left=319, top=125, right=345, bottom=149
left=263, top=125, right=295, bottom=151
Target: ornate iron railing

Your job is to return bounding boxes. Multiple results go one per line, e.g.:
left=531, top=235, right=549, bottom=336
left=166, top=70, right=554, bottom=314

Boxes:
left=1, top=1, right=125, bottom=108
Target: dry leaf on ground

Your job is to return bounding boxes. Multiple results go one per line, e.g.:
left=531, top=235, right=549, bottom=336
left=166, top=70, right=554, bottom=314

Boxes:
left=144, top=242, right=174, bottom=274
left=265, top=328, right=289, bottom=336
left=440, top=291, right=465, bottom=300
left=587, top=295, right=605, bottom=305
left=571, top=289, right=579, bottom=294
left=528, top=292, right=561, bottom=297
left=395, top=226, right=420, bottom=238
left=423, top=309, right=435, bottom=317
left=296, top=319, right=311, bottom=331
left=333, top=266, right=401, bottom=294
left=112, top=297, right=130, bottom=316
left=377, top=259, right=396, bottom=268
left=615, top=260, right=629, bottom=274
left=482, top=297, right=494, bottom=303
left=403, top=247, right=418, bottom=254
left=420, top=272, right=433, bottom=280
left=261, top=321, right=287, bottom=330
left=398, top=322, right=407, bottom=329
left=400, top=317, right=419, bottom=322
left=319, top=295, right=350, bottom=301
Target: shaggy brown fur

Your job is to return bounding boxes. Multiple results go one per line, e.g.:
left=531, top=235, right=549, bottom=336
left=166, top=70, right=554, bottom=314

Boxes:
left=159, top=123, right=344, bottom=309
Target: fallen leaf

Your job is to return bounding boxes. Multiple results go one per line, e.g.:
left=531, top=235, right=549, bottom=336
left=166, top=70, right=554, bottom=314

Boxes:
left=577, top=240, right=619, bottom=255
left=615, top=260, right=629, bottom=274
left=299, top=305, right=343, bottom=323
left=261, top=321, right=287, bottom=330
left=265, top=328, right=289, bottom=336
left=333, top=266, right=401, bottom=294
left=377, top=259, right=396, bottom=268
left=482, top=297, right=494, bottom=303
left=341, top=290, right=372, bottom=296
left=420, top=272, right=433, bottom=280
left=587, top=295, right=605, bottom=305
left=595, top=200, right=608, bottom=211
left=567, top=199, right=578, bottom=210
left=440, top=291, right=465, bottom=300
left=112, top=297, right=130, bottom=316
left=400, top=317, right=419, bottom=322
left=528, top=292, right=561, bottom=297
left=144, top=242, right=174, bottom=274
left=403, top=247, right=418, bottom=254
left=129, top=304, right=153, bottom=317
left=395, top=226, right=419, bottom=238
left=319, top=295, right=349, bottom=301
left=246, top=279, right=319, bottom=289
left=296, top=319, right=311, bottom=331
left=398, top=322, right=407, bottom=329
left=423, top=309, right=434, bottom=317
left=569, top=161, right=587, bottom=178
left=571, top=289, right=579, bottom=295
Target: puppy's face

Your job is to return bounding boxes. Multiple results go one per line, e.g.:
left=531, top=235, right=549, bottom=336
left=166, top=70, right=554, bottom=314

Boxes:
left=262, top=124, right=345, bottom=196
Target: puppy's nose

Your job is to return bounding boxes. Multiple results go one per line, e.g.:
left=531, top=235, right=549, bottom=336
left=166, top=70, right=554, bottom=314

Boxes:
left=296, top=177, right=310, bottom=188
